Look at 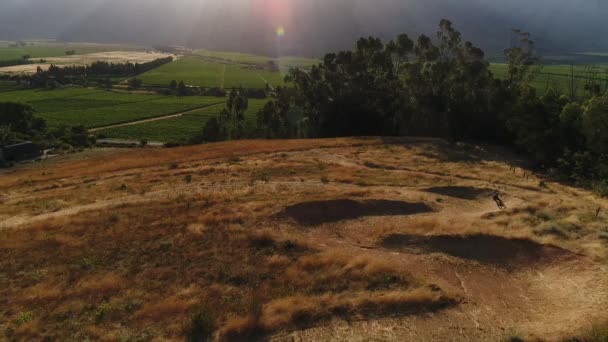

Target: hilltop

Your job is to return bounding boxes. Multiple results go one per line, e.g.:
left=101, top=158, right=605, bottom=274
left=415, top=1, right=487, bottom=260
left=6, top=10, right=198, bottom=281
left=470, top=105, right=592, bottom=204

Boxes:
left=1, top=138, right=606, bottom=341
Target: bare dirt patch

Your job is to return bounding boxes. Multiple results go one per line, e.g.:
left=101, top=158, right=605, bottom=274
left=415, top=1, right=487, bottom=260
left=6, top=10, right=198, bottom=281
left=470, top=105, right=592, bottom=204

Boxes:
left=280, top=199, right=434, bottom=225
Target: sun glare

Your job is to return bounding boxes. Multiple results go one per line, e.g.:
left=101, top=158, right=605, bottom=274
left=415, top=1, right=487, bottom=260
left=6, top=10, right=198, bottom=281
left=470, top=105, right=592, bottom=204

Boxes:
left=254, top=0, right=293, bottom=38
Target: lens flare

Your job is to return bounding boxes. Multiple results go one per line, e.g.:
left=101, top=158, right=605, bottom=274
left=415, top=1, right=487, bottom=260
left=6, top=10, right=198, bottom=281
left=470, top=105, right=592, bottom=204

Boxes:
left=276, top=26, right=285, bottom=37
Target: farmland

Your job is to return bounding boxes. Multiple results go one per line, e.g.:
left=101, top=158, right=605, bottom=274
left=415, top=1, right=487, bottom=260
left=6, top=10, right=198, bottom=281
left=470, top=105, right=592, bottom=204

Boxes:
left=195, top=49, right=319, bottom=72
left=138, top=51, right=319, bottom=89
left=195, top=49, right=277, bottom=65
left=0, top=42, right=139, bottom=61
left=0, top=88, right=226, bottom=129
left=98, top=99, right=269, bottom=142
left=489, top=63, right=608, bottom=95
left=0, top=80, right=21, bottom=93
left=139, top=51, right=607, bottom=95
left=0, top=51, right=172, bottom=75
left=138, top=56, right=286, bottom=89
left=1, top=47, right=607, bottom=143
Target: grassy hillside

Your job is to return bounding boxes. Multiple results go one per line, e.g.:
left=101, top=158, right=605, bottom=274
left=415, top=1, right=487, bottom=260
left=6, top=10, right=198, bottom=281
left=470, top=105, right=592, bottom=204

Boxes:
left=0, top=138, right=606, bottom=341
left=0, top=88, right=226, bottom=128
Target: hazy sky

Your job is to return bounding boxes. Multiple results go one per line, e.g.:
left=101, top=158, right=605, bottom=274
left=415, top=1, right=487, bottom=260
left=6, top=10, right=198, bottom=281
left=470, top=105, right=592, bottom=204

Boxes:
left=1, top=0, right=606, bottom=56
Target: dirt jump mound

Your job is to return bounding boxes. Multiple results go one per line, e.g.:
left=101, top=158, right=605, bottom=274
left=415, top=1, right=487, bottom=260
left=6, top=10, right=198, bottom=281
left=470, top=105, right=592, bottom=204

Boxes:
left=281, top=199, right=434, bottom=225
left=381, top=233, right=576, bottom=269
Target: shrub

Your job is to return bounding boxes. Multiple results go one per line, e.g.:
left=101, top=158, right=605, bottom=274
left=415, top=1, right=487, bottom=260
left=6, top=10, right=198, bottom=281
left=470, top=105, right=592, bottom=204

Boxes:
left=599, top=230, right=608, bottom=241
left=534, top=220, right=580, bottom=239
left=109, top=213, right=120, bottom=224
left=251, top=171, right=272, bottom=184
left=535, top=210, right=555, bottom=222
left=565, top=320, right=608, bottom=342
left=14, top=311, right=34, bottom=326
left=185, top=308, right=215, bottom=342
left=228, top=156, right=242, bottom=163
left=504, top=337, right=525, bottom=342
left=164, top=142, right=183, bottom=148
left=95, top=303, right=112, bottom=324
left=81, top=256, right=99, bottom=270
left=4, top=311, right=34, bottom=339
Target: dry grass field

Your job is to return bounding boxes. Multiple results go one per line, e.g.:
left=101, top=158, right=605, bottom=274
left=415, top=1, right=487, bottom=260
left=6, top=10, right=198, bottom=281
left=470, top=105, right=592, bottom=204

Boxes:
left=1, top=137, right=607, bottom=341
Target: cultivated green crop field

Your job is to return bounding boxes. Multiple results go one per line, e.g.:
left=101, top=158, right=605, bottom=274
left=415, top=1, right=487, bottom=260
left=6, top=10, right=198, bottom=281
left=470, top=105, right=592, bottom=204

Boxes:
left=139, top=56, right=287, bottom=89
left=576, top=52, right=608, bottom=57
left=98, top=99, right=269, bottom=142
left=0, top=43, right=130, bottom=61
left=195, top=50, right=275, bottom=65
left=0, top=80, right=22, bottom=93
left=195, top=50, right=319, bottom=69
left=489, top=63, right=608, bottom=95
left=0, top=88, right=226, bottom=129
left=139, top=51, right=318, bottom=89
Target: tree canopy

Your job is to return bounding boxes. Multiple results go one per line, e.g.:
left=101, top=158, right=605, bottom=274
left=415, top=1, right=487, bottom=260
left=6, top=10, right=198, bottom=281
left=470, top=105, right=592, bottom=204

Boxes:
left=253, top=19, right=608, bottom=192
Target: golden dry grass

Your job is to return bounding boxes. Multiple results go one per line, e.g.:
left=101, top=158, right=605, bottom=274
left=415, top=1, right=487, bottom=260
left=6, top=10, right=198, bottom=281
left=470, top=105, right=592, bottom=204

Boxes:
left=219, top=288, right=455, bottom=340
left=1, top=137, right=607, bottom=341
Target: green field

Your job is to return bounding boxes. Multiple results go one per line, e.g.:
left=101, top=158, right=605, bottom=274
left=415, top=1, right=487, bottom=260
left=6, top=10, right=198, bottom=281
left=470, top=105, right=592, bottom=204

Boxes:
left=0, top=88, right=226, bottom=129
left=489, top=63, right=608, bottom=95
left=139, top=51, right=318, bottom=89
left=0, top=80, right=21, bottom=92
left=4, top=46, right=607, bottom=143
left=0, top=42, right=143, bottom=61
left=195, top=50, right=319, bottom=68
left=98, top=99, right=269, bottom=142
left=139, top=56, right=286, bottom=89
left=576, top=52, right=608, bottom=57
left=276, top=56, right=320, bottom=73
left=195, top=50, right=275, bottom=65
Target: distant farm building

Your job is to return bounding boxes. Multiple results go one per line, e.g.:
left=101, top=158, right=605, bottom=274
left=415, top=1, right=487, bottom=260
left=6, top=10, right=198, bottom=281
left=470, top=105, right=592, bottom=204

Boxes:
left=1, top=141, right=43, bottom=162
